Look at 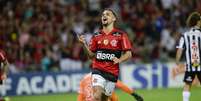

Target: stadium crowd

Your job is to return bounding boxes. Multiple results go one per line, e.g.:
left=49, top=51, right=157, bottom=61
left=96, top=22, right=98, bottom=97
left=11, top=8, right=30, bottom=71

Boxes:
left=0, top=0, right=201, bottom=73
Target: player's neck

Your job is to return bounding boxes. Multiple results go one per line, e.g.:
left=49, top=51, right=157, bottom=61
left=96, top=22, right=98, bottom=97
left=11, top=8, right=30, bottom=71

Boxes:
left=102, top=24, right=114, bottom=35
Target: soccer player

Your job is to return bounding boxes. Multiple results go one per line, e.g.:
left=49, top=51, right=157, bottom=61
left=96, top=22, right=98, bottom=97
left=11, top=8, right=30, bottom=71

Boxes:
left=78, top=9, right=133, bottom=101
left=175, top=12, right=201, bottom=101
left=0, top=50, right=9, bottom=84
left=172, top=64, right=200, bottom=86
left=77, top=73, right=143, bottom=101
left=0, top=50, right=10, bottom=101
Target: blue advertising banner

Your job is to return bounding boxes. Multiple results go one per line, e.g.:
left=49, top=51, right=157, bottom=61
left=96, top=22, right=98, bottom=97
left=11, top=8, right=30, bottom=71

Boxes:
left=0, top=71, right=88, bottom=96
left=0, top=62, right=184, bottom=96
left=120, top=63, right=183, bottom=89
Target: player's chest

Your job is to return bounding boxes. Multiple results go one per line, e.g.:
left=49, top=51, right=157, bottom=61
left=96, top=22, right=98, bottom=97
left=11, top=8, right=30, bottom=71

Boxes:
left=95, top=35, right=122, bottom=49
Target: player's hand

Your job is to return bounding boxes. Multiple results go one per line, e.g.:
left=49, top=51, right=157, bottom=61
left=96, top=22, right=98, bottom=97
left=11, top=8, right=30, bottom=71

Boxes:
left=172, top=64, right=185, bottom=79
left=172, top=67, right=180, bottom=79
left=77, top=35, right=86, bottom=44
left=112, top=57, right=121, bottom=64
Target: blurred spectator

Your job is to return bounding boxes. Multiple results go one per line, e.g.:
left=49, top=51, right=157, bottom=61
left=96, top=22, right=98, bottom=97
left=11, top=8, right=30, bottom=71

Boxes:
left=0, top=0, right=200, bottom=73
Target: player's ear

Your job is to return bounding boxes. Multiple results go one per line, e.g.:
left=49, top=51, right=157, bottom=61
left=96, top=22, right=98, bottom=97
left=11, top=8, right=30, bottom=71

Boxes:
left=199, top=20, right=201, bottom=28
left=112, top=16, right=116, bottom=22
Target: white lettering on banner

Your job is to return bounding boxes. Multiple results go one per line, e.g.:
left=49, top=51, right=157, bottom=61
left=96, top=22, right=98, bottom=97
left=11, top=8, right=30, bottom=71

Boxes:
left=0, top=63, right=186, bottom=96
left=17, top=77, right=32, bottom=95
left=43, top=76, right=57, bottom=93
left=71, top=74, right=83, bottom=92
left=0, top=78, right=12, bottom=96
left=31, top=76, right=42, bottom=94
left=121, top=64, right=151, bottom=88
left=56, top=75, right=70, bottom=92
left=120, top=63, right=184, bottom=89
left=0, top=73, right=86, bottom=96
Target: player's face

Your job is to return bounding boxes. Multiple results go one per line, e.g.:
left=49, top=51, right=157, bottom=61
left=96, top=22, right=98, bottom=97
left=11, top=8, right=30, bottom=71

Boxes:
left=101, top=10, right=116, bottom=26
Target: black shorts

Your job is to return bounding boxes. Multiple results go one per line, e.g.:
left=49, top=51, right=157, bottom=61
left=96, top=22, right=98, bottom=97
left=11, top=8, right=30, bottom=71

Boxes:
left=92, top=69, right=118, bottom=82
left=0, top=80, right=2, bottom=85
left=183, top=71, right=201, bottom=84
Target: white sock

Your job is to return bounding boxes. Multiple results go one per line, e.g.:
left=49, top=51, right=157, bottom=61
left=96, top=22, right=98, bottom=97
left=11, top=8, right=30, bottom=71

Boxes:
left=183, top=91, right=190, bottom=101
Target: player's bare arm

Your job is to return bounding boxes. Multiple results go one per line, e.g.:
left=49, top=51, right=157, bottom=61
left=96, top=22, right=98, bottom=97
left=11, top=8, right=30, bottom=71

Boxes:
left=172, top=48, right=184, bottom=75
left=113, top=51, right=132, bottom=64
left=3, top=60, right=9, bottom=73
left=77, top=35, right=95, bottom=58
left=176, top=48, right=183, bottom=65
left=1, top=60, right=9, bottom=79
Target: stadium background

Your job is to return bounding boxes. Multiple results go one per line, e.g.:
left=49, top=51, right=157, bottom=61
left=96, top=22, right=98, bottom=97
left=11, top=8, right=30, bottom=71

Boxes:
left=0, top=0, right=201, bottom=101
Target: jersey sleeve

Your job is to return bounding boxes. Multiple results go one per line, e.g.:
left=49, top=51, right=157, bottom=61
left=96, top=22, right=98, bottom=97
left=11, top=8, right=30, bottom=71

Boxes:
left=89, top=36, right=97, bottom=52
left=121, top=33, right=132, bottom=51
left=176, top=35, right=185, bottom=49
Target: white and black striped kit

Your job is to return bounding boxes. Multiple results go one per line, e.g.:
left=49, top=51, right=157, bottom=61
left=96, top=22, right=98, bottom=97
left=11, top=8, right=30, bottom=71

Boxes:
left=177, top=27, right=201, bottom=72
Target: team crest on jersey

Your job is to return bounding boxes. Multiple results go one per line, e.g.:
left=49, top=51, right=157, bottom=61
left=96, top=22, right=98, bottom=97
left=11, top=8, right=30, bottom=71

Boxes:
left=110, top=39, right=117, bottom=47
left=103, top=39, right=109, bottom=45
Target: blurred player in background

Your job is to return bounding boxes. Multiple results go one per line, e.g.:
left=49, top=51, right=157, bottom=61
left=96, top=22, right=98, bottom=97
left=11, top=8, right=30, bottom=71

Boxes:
left=78, top=9, right=133, bottom=101
left=0, top=50, right=10, bottom=101
left=175, top=12, right=201, bottom=101
left=77, top=73, right=143, bottom=101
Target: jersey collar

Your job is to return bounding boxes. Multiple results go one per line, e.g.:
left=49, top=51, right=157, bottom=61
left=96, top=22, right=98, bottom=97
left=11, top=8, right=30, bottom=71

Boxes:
left=101, top=28, right=117, bottom=35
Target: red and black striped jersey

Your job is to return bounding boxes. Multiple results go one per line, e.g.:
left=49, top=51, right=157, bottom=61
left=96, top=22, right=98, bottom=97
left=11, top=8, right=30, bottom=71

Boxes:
left=89, top=28, right=132, bottom=76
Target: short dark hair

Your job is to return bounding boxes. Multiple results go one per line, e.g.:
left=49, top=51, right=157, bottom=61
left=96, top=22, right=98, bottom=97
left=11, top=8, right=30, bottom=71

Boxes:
left=186, top=12, right=201, bottom=27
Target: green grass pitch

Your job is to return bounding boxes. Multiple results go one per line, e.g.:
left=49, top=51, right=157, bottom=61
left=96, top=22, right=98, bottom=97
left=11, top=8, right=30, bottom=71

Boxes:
left=10, top=87, right=201, bottom=101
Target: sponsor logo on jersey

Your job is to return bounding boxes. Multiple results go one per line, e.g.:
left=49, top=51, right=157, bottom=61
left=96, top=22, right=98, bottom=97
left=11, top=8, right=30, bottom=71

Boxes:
left=103, top=39, right=109, bottom=45
left=96, top=52, right=115, bottom=61
left=110, top=39, right=117, bottom=47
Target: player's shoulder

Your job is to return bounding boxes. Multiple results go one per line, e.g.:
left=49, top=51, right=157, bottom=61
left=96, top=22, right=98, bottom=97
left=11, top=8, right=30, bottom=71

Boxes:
left=182, top=30, right=190, bottom=36
left=112, top=28, right=127, bottom=36
left=184, top=27, right=201, bottom=35
left=93, top=31, right=102, bottom=37
left=191, top=27, right=201, bottom=32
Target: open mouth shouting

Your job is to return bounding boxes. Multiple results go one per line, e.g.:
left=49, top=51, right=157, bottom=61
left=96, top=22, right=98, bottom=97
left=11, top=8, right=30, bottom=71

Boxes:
left=102, top=17, right=108, bottom=25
